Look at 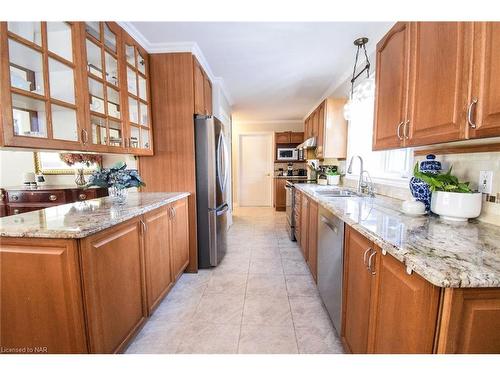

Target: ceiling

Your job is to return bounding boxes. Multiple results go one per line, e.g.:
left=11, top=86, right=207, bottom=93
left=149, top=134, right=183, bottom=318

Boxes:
left=128, top=22, right=394, bottom=122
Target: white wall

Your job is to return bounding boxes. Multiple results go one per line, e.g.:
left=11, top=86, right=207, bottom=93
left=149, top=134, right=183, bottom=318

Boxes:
left=232, top=120, right=304, bottom=205
left=0, top=149, right=137, bottom=187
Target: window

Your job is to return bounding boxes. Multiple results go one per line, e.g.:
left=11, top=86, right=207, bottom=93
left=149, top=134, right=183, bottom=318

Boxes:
left=345, top=77, right=413, bottom=183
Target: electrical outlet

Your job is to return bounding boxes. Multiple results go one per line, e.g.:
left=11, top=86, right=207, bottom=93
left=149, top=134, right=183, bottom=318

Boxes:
left=478, top=170, right=493, bottom=194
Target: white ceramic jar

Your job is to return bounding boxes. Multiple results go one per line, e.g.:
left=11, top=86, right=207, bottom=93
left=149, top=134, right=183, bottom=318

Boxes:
left=430, top=191, right=482, bottom=221
left=327, top=175, right=340, bottom=185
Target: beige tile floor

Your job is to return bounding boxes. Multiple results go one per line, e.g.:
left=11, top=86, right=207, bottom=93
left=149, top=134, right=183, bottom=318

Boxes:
left=126, top=207, right=344, bottom=354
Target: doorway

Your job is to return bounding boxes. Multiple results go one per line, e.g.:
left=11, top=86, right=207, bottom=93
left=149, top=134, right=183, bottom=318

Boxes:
left=238, top=133, right=273, bottom=207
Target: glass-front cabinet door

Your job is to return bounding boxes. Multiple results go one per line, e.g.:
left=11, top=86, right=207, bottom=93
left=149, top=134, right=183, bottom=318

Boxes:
left=0, top=22, right=86, bottom=150
left=83, top=22, right=125, bottom=152
left=123, top=33, right=153, bottom=155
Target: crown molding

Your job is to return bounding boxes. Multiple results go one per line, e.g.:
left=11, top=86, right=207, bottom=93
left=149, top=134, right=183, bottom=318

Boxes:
left=117, top=22, right=233, bottom=105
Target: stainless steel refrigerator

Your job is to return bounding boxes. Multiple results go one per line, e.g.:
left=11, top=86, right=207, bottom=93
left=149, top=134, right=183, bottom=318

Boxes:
left=195, top=115, right=230, bottom=268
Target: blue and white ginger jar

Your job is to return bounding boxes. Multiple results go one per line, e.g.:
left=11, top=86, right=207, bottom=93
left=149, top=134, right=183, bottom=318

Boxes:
left=409, top=154, right=441, bottom=212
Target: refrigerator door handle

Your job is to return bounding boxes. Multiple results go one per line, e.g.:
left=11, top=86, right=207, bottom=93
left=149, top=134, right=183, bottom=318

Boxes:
left=220, top=130, right=229, bottom=193
left=216, top=203, right=229, bottom=216
left=216, top=132, right=224, bottom=192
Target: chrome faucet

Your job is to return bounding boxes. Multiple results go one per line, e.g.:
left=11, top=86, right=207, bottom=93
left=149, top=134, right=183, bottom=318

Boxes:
left=347, top=155, right=365, bottom=193
left=347, top=155, right=375, bottom=196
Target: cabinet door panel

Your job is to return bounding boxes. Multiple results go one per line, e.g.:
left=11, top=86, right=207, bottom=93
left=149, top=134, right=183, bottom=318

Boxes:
left=193, top=59, right=205, bottom=115
left=290, top=132, right=304, bottom=143
left=307, top=199, right=318, bottom=281
left=406, top=22, right=472, bottom=146
left=171, top=197, right=190, bottom=280
left=469, top=22, right=500, bottom=139
left=0, top=239, right=87, bottom=353
left=342, top=226, right=374, bottom=354
left=369, top=253, right=440, bottom=353
left=373, top=22, right=409, bottom=150
left=300, top=195, right=309, bottom=261
left=144, top=206, right=173, bottom=313
left=274, top=178, right=287, bottom=210
left=316, top=102, right=325, bottom=158
left=80, top=218, right=145, bottom=353
left=275, top=131, right=291, bottom=143
left=204, top=76, right=212, bottom=115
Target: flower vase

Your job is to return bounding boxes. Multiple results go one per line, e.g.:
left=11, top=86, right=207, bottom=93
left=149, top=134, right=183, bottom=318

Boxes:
left=109, top=186, right=128, bottom=204
left=74, top=168, right=86, bottom=187
left=409, top=154, right=441, bottom=212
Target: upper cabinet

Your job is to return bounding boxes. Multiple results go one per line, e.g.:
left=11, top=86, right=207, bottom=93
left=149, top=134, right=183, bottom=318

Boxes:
left=305, top=98, right=348, bottom=159
left=468, top=22, right=500, bottom=139
left=373, top=22, right=500, bottom=151
left=1, top=22, right=86, bottom=150
left=193, top=57, right=212, bottom=116
left=0, top=21, right=154, bottom=155
left=123, top=33, right=153, bottom=155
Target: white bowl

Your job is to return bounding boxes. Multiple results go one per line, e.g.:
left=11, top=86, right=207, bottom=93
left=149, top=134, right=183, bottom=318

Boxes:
left=401, top=199, right=426, bottom=216
left=430, top=191, right=482, bottom=222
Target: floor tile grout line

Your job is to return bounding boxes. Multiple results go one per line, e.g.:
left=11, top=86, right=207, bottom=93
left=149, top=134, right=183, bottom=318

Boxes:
left=280, top=245, right=301, bottom=354
left=236, top=246, right=251, bottom=354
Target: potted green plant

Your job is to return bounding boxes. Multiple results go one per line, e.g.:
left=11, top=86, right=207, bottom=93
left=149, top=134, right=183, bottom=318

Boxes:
left=86, top=161, right=146, bottom=204
left=326, top=167, right=340, bottom=186
left=413, top=163, right=482, bottom=221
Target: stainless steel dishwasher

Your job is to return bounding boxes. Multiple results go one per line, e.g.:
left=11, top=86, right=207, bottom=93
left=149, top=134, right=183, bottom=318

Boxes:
left=317, top=206, right=344, bottom=334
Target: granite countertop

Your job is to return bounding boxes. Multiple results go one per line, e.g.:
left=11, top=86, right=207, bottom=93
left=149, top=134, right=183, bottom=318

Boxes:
left=0, top=192, right=190, bottom=239
left=294, top=184, right=500, bottom=288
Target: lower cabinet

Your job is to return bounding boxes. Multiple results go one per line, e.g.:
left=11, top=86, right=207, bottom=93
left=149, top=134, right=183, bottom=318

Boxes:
left=144, top=206, right=173, bottom=313
left=80, top=218, right=147, bottom=354
left=170, top=197, right=190, bottom=281
left=342, top=225, right=440, bottom=354
left=294, top=190, right=302, bottom=243
left=274, top=178, right=287, bottom=211
left=0, top=238, right=88, bottom=353
left=0, top=197, right=190, bottom=354
left=307, top=199, right=318, bottom=282
left=300, top=194, right=309, bottom=261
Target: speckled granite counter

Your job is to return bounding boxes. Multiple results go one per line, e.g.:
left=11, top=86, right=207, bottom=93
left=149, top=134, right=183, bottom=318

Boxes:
left=0, top=192, right=190, bottom=239
left=295, top=184, right=500, bottom=288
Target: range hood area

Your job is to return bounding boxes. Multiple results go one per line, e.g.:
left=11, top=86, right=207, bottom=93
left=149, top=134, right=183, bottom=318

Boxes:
left=296, top=136, right=317, bottom=150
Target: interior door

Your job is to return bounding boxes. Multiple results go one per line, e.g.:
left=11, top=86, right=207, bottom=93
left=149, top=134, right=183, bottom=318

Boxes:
left=406, top=22, right=473, bottom=146
left=469, top=22, right=500, bottom=139
left=372, top=22, right=410, bottom=150
left=238, top=133, right=272, bottom=206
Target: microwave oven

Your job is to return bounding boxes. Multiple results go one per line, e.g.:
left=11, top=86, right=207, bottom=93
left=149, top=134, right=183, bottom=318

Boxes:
left=277, top=147, right=298, bottom=161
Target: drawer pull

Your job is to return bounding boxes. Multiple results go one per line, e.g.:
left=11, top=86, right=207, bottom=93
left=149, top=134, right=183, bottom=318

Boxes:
left=79, top=193, right=87, bottom=200
left=49, top=194, right=58, bottom=201
left=13, top=209, right=20, bottom=214
left=11, top=195, right=19, bottom=201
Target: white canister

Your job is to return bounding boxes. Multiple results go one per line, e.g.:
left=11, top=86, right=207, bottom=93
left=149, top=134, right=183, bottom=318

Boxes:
left=327, top=175, right=340, bottom=185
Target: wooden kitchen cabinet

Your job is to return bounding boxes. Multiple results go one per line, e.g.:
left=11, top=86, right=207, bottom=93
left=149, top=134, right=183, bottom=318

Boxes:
left=275, top=131, right=304, bottom=144
left=305, top=98, right=347, bottom=159
left=373, top=22, right=500, bottom=150
left=342, top=226, right=376, bottom=353
left=406, top=22, right=472, bottom=147
left=436, top=288, right=500, bottom=353
left=368, top=251, right=440, bottom=354
left=307, top=199, right=318, bottom=282
left=468, top=22, right=500, bottom=139
left=170, top=196, right=190, bottom=281
left=300, top=194, right=310, bottom=261
left=144, top=206, right=173, bottom=313
left=80, top=218, right=146, bottom=353
left=373, top=22, right=410, bottom=150
left=193, top=57, right=212, bottom=115
left=0, top=238, right=88, bottom=353
left=294, top=189, right=302, bottom=243
left=0, top=21, right=154, bottom=155
left=274, top=178, right=287, bottom=211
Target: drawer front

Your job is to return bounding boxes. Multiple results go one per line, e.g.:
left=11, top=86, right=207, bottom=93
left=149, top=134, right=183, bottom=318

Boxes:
left=7, top=190, right=66, bottom=204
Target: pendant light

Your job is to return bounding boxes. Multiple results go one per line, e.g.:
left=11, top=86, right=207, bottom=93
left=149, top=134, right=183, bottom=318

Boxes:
left=344, top=37, right=371, bottom=121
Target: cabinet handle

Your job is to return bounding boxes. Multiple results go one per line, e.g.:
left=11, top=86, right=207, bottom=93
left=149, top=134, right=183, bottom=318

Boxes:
left=140, top=219, right=147, bottom=232
left=79, top=193, right=87, bottom=200
left=49, top=194, right=58, bottom=201
left=13, top=208, right=20, bottom=215
left=368, top=251, right=377, bottom=275
left=403, top=120, right=410, bottom=140
left=363, top=248, right=372, bottom=266
left=81, top=129, right=88, bottom=145
left=11, top=195, right=19, bottom=201
left=172, top=207, right=176, bottom=218
left=467, top=98, right=478, bottom=129
left=396, top=122, right=404, bottom=140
